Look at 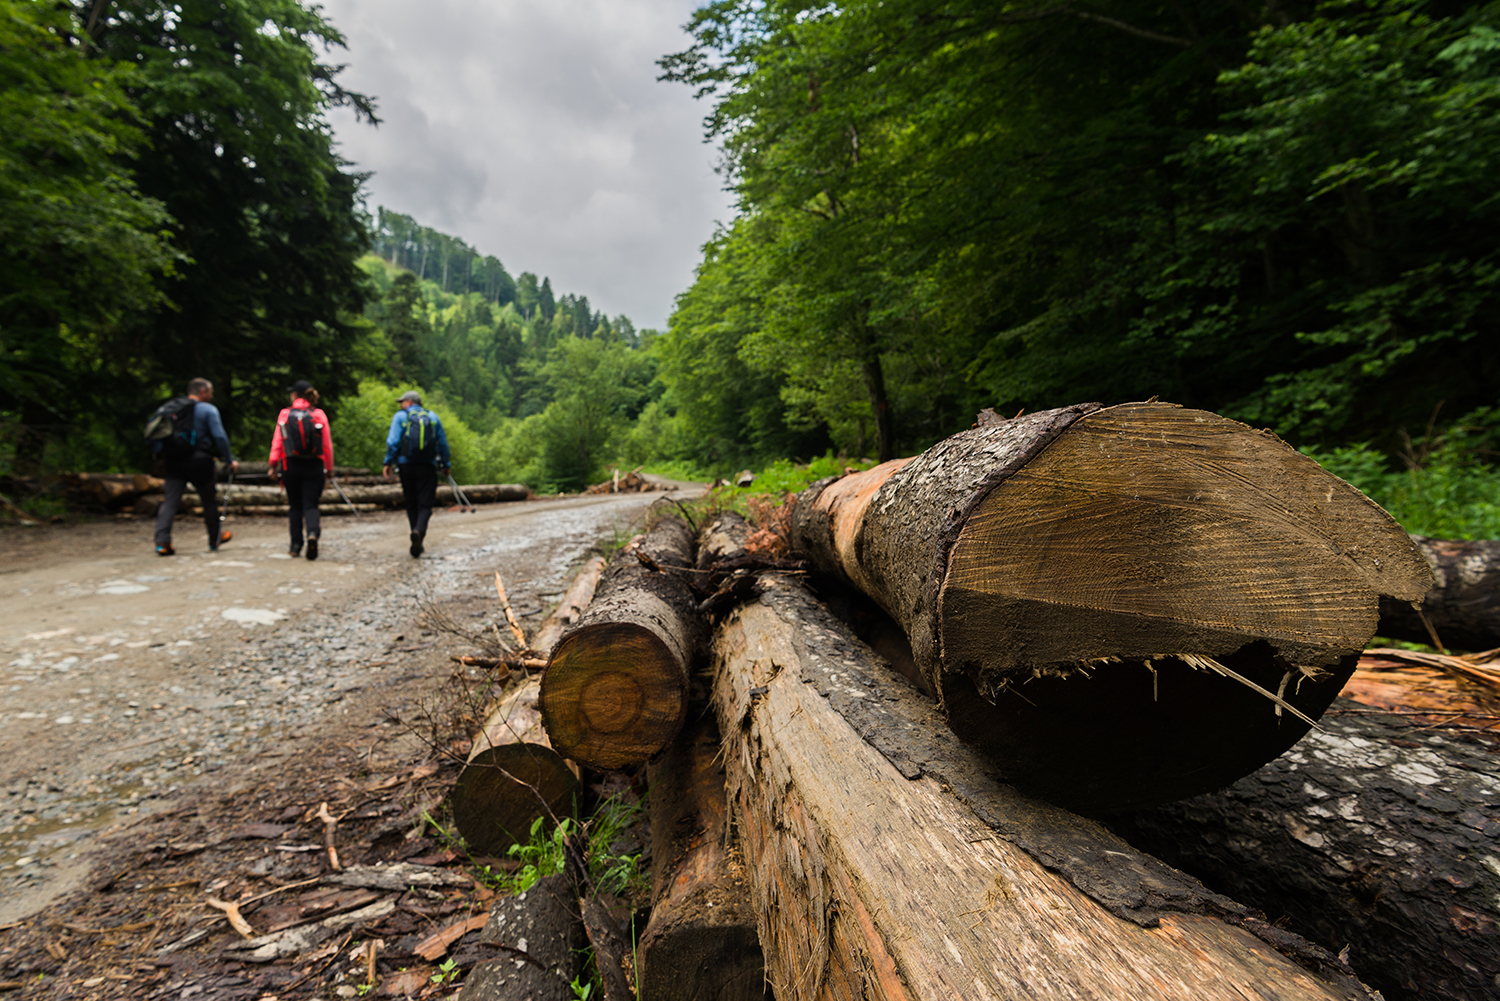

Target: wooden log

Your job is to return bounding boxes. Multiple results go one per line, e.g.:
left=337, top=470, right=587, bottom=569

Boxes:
left=713, top=574, right=1377, bottom=1001
left=1378, top=536, right=1500, bottom=653
left=460, top=873, right=583, bottom=1001
left=639, top=707, right=768, bottom=1001
left=789, top=401, right=1434, bottom=812
left=1109, top=699, right=1500, bottom=1001
left=540, top=516, right=706, bottom=771
left=450, top=676, right=580, bottom=858
left=532, top=556, right=608, bottom=657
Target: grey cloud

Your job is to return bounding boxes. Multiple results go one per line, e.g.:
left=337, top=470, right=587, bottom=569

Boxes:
left=320, top=0, right=733, bottom=329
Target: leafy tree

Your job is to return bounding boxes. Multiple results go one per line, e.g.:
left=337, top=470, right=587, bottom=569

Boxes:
left=383, top=273, right=430, bottom=379
left=0, top=0, right=175, bottom=472
left=91, top=0, right=378, bottom=438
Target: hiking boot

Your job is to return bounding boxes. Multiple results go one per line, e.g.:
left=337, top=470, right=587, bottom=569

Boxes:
left=306, top=536, right=319, bottom=561
left=289, top=544, right=302, bottom=557
left=156, top=544, right=175, bottom=556
left=210, top=528, right=232, bottom=552
left=409, top=531, right=424, bottom=558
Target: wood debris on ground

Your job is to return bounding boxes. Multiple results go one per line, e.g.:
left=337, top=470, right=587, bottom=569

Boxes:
left=584, top=468, right=667, bottom=494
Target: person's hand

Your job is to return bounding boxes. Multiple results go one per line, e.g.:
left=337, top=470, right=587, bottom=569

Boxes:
left=382, top=464, right=393, bottom=480
left=268, top=466, right=279, bottom=482
left=229, top=460, right=239, bottom=474
left=440, top=467, right=451, bottom=477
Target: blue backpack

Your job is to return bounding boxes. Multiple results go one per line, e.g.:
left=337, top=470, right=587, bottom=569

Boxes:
left=400, top=408, right=440, bottom=463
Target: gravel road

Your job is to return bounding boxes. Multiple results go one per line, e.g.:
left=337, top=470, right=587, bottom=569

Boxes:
left=0, top=487, right=701, bottom=925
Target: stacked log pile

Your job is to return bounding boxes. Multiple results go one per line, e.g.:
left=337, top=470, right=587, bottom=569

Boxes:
left=585, top=467, right=673, bottom=494
left=451, top=402, right=1495, bottom=1001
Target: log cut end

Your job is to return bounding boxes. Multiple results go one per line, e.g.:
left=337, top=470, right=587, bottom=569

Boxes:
left=937, top=401, right=1434, bottom=811
left=541, top=624, right=689, bottom=771
left=450, top=744, right=580, bottom=857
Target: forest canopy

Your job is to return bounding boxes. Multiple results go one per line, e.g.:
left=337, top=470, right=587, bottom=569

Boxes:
left=658, top=0, right=1500, bottom=462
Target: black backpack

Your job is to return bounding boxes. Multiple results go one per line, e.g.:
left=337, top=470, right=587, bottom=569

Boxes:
left=281, top=408, right=324, bottom=459
left=144, top=398, right=197, bottom=459
left=400, top=408, right=440, bottom=463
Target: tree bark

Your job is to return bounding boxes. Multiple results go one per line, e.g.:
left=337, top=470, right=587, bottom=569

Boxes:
left=639, top=707, right=768, bottom=1001
left=1108, top=699, right=1500, bottom=1001
left=1378, top=536, right=1500, bottom=653
left=789, top=401, right=1433, bottom=812
left=540, top=516, right=706, bottom=771
left=711, top=574, right=1376, bottom=1000
left=531, top=557, right=607, bottom=658
left=459, top=874, right=582, bottom=1001
left=450, top=676, right=580, bottom=858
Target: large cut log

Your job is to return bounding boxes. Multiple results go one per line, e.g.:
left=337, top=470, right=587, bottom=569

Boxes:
left=450, top=676, right=580, bottom=857
left=540, top=515, right=706, bottom=770
left=639, top=707, right=768, bottom=1001
left=789, top=401, right=1434, bottom=812
left=459, top=874, right=583, bottom=1001
left=712, top=574, right=1376, bottom=1000
left=1109, top=700, right=1500, bottom=1001
left=1378, top=536, right=1500, bottom=652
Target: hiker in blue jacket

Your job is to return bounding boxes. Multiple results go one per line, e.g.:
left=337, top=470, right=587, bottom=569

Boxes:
left=381, top=391, right=451, bottom=557
left=149, top=377, right=238, bottom=555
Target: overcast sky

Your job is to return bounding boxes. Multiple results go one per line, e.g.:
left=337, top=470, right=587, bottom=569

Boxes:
left=317, top=0, right=735, bottom=331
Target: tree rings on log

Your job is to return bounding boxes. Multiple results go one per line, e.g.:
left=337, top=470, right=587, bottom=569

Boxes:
left=540, top=515, right=706, bottom=771
left=792, top=401, right=1435, bottom=812
left=451, top=676, right=579, bottom=857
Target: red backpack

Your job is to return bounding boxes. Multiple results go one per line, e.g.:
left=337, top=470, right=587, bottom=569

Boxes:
left=281, top=409, right=323, bottom=459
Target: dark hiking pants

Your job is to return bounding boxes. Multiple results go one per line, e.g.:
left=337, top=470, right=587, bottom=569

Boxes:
left=398, top=463, right=438, bottom=536
left=155, top=455, right=219, bottom=549
left=282, top=458, right=325, bottom=549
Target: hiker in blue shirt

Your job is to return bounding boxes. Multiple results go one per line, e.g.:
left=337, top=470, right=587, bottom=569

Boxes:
left=149, top=377, right=238, bottom=555
left=381, top=391, right=451, bottom=557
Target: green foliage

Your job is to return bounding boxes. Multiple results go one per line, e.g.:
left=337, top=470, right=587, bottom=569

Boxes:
left=429, top=958, right=459, bottom=986
left=1302, top=407, right=1500, bottom=539
left=663, top=0, right=1500, bottom=465
left=499, top=816, right=572, bottom=895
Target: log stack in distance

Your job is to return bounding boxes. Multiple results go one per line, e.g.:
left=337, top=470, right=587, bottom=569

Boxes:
left=791, top=400, right=1434, bottom=812
left=540, top=515, right=706, bottom=771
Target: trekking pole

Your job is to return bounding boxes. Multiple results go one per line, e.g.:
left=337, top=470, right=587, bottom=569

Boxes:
left=328, top=473, right=362, bottom=519
left=222, top=464, right=234, bottom=526
left=445, top=472, right=475, bottom=513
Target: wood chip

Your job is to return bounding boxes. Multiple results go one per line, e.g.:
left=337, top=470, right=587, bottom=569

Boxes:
left=413, top=913, right=488, bottom=961
left=207, top=897, right=257, bottom=939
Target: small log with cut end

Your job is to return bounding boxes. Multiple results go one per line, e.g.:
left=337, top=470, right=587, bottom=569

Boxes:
left=639, top=708, right=768, bottom=1001
left=712, top=574, right=1377, bottom=1001
left=451, top=676, right=580, bottom=857
left=791, top=401, right=1433, bottom=812
left=540, top=515, right=706, bottom=771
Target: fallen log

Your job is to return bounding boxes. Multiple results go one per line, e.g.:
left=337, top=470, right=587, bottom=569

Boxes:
left=460, top=874, right=582, bottom=1001
left=540, top=516, right=706, bottom=771
left=450, top=676, right=580, bottom=858
left=1108, top=699, right=1500, bottom=1001
left=639, top=707, right=767, bottom=1001
left=531, top=556, right=608, bottom=657
left=712, top=574, right=1375, bottom=1000
left=1378, top=536, right=1500, bottom=653
left=789, top=401, right=1433, bottom=812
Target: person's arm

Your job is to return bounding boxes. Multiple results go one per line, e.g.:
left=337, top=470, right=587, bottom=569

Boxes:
left=267, top=408, right=287, bottom=474
left=382, top=410, right=404, bottom=477
left=317, top=408, right=334, bottom=473
left=203, top=403, right=236, bottom=469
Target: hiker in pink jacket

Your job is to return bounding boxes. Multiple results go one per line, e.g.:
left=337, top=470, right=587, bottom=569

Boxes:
left=268, top=380, right=335, bottom=560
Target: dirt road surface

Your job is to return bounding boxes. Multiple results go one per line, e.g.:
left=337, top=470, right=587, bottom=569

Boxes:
left=0, top=486, right=701, bottom=931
